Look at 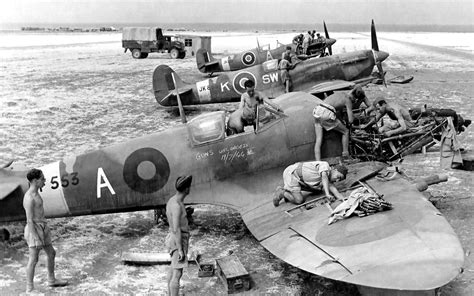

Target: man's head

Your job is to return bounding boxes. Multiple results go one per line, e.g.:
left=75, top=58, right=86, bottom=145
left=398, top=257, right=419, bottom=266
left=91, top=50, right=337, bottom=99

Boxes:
left=175, top=175, right=193, bottom=194
left=329, top=164, right=348, bottom=182
left=375, top=98, right=388, bottom=113
left=316, top=33, right=321, bottom=37
left=244, top=79, right=256, bottom=97
left=352, top=85, right=365, bottom=101
left=26, top=168, right=45, bottom=188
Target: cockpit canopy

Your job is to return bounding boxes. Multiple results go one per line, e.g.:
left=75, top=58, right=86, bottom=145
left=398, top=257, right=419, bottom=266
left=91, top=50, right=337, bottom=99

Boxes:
left=262, top=59, right=279, bottom=72
left=187, top=111, right=226, bottom=147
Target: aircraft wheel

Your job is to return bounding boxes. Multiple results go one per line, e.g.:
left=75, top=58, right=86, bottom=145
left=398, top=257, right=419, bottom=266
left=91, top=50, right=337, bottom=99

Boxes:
left=131, top=49, right=142, bottom=59
left=170, top=48, right=179, bottom=59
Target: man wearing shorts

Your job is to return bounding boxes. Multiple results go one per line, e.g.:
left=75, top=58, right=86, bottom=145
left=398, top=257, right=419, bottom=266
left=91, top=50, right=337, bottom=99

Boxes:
left=166, top=175, right=193, bottom=296
left=313, top=86, right=368, bottom=162
left=273, top=161, right=347, bottom=206
left=23, top=168, right=68, bottom=293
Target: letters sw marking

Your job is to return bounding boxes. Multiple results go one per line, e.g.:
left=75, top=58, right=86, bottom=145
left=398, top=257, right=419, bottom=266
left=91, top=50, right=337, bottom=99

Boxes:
left=262, top=72, right=279, bottom=84
left=97, top=167, right=116, bottom=198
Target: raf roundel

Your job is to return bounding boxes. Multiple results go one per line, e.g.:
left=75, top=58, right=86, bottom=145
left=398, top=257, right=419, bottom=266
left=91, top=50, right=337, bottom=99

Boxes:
left=123, top=148, right=170, bottom=194
left=232, top=71, right=257, bottom=95
left=241, top=51, right=256, bottom=66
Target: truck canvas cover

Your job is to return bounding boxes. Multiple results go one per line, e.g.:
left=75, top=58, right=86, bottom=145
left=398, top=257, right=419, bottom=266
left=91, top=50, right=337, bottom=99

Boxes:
left=122, top=27, right=158, bottom=41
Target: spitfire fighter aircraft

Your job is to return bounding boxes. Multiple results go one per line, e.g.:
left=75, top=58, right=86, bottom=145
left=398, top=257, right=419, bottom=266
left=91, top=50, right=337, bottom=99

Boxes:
left=196, top=22, right=336, bottom=75
left=154, top=20, right=386, bottom=107
left=0, top=89, right=466, bottom=295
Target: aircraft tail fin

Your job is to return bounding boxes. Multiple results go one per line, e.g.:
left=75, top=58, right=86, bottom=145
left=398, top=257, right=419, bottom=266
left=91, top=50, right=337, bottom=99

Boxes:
left=196, top=48, right=220, bottom=73
left=152, top=65, right=194, bottom=106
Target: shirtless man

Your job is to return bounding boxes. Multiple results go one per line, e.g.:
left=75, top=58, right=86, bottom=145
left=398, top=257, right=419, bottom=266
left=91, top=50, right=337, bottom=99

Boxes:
left=361, top=98, right=415, bottom=137
left=166, top=175, right=193, bottom=296
left=273, top=161, right=347, bottom=206
left=313, top=86, right=368, bottom=161
left=279, top=46, right=293, bottom=93
left=23, top=168, right=67, bottom=293
left=227, top=79, right=282, bottom=134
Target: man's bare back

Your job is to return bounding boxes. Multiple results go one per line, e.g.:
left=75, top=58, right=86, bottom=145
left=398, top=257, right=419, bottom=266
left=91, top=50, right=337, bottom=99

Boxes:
left=383, top=102, right=412, bottom=122
left=324, top=92, right=352, bottom=111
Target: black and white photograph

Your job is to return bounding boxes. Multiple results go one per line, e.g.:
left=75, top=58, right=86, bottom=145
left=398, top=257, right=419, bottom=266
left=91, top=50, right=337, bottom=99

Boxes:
left=0, top=1, right=473, bottom=295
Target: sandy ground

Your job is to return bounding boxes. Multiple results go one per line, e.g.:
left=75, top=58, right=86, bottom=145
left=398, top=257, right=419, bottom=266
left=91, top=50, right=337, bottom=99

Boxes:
left=0, top=31, right=473, bottom=295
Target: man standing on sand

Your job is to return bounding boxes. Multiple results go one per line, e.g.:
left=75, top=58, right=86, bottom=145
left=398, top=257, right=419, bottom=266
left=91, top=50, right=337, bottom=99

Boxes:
left=166, top=175, right=193, bottom=296
left=313, top=86, right=369, bottom=162
left=23, top=168, right=68, bottom=293
left=279, top=46, right=294, bottom=93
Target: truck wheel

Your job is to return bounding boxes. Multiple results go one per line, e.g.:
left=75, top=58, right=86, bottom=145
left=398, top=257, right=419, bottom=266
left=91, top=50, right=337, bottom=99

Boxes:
left=140, top=52, right=149, bottom=58
left=170, top=48, right=179, bottom=59
left=178, top=51, right=186, bottom=59
left=132, top=49, right=142, bottom=59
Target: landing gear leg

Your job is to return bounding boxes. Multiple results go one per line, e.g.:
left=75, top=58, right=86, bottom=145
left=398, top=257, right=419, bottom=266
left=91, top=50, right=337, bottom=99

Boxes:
left=153, top=207, right=168, bottom=226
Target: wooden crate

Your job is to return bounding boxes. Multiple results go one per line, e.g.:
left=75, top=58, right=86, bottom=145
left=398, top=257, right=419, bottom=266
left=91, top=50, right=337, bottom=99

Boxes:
left=215, top=255, right=251, bottom=294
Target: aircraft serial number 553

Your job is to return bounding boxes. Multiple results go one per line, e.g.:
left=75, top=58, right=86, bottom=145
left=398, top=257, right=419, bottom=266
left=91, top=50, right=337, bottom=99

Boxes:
left=50, top=173, right=79, bottom=189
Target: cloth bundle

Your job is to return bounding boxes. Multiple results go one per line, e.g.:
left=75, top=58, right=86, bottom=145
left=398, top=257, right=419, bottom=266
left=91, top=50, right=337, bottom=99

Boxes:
left=328, top=187, right=393, bottom=225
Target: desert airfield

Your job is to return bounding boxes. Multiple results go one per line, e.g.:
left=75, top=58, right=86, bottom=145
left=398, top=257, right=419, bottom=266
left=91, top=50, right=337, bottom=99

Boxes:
left=0, top=30, right=473, bottom=295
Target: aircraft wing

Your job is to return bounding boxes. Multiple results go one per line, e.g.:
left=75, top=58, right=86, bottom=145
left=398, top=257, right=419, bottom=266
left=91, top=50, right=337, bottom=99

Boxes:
left=0, top=182, right=20, bottom=200
left=303, top=80, right=356, bottom=95
left=228, top=162, right=463, bottom=291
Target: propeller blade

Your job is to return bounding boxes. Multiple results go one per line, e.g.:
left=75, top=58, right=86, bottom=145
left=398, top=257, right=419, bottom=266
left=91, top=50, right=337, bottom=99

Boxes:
left=324, top=21, right=329, bottom=39
left=371, top=19, right=379, bottom=51
left=376, top=62, right=387, bottom=87
left=324, top=21, right=333, bottom=55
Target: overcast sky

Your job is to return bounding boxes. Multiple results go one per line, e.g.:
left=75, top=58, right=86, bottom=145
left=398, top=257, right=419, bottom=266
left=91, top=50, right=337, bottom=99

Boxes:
left=1, top=0, right=473, bottom=25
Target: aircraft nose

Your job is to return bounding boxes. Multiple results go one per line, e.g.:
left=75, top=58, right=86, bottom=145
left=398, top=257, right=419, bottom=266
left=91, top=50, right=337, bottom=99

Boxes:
left=374, top=50, right=389, bottom=62
left=327, top=38, right=336, bottom=46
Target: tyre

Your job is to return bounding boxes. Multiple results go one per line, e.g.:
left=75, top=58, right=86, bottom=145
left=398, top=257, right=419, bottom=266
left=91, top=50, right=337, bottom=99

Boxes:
left=170, top=48, right=179, bottom=59
left=178, top=51, right=186, bottom=59
left=131, top=49, right=142, bottom=59
left=140, top=52, right=149, bottom=58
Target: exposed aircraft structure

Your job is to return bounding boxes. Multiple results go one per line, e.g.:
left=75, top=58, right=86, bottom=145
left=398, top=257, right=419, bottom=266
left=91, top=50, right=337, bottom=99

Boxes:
left=196, top=22, right=336, bottom=75
left=153, top=20, right=388, bottom=107
left=0, top=91, right=466, bottom=295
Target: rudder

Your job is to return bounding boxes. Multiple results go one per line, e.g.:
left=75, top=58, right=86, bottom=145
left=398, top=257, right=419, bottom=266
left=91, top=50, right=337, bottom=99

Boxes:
left=196, top=48, right=217, bottom=73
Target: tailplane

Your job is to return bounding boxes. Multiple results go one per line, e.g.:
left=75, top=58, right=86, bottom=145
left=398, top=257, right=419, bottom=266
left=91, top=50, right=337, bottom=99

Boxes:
left=152, top=65, right=194, bottom=106
left=196, top=48, right=220, bottom=73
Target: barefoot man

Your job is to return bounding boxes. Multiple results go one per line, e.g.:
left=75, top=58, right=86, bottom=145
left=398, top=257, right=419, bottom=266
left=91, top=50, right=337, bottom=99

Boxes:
left=23, top=168, right=68, bottom=293
left=166, top=175, right=193, bottom=296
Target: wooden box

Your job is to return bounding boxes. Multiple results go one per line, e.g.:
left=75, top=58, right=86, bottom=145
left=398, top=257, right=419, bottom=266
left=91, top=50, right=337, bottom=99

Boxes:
left=215, top=255, right=251, bottom=294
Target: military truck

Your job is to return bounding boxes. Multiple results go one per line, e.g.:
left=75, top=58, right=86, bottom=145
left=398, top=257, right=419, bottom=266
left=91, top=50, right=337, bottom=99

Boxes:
left=122, top=27, right=186, bottom=59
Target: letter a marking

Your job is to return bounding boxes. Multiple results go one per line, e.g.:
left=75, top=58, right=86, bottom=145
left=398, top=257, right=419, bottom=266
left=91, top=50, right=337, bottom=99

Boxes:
left=97, top=167, right=116, bottom=198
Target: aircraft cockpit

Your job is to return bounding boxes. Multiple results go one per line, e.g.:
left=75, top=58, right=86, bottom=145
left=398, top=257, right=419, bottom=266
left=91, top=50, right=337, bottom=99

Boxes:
left=262, top=59, right=279, bottom=72
left=187, top=111, right=226, bottom=147
left=187, top=108, right=286, bottom=147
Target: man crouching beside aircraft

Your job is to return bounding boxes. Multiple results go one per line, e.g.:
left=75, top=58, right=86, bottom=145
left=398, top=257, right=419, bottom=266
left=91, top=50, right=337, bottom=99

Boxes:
left=227, top=79, right=283, bottom=134
left=166, top=175, right=192, bottom=296
left=23, top=169, right=68, bottom=293
left=273, top=161, right=348, bottom=207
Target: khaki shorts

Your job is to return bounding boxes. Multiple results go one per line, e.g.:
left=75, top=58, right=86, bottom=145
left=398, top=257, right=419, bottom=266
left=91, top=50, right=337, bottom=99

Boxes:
left=313, top=105, right=338, bottom=131
left=24, top=222, right=52, bottom=248
left=166, top=232, right=189, bottom=269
